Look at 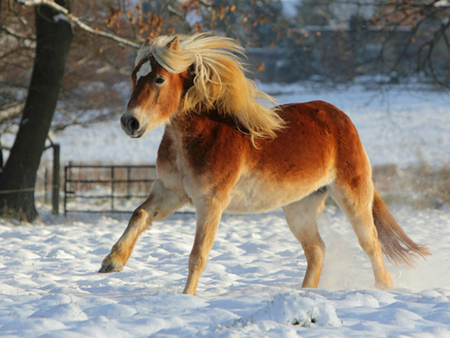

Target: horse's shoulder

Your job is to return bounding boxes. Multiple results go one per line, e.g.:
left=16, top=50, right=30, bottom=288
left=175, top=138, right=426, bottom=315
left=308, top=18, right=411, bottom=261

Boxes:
left=172, top=112, right=250, bottom=176
left=157, top=129, right=175, bottom=158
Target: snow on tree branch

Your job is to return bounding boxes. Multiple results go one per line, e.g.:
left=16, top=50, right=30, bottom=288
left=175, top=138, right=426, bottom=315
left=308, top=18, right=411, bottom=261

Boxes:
left=14, top=0, right=141, bottom=49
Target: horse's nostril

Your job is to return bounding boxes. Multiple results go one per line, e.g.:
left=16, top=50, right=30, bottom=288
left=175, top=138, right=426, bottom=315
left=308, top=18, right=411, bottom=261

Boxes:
left=129, top=117, right=140, bottom=132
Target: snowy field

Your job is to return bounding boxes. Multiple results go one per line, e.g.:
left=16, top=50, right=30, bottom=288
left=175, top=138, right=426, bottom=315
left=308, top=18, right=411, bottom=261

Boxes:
left=1, top=84, right=450, bottom=337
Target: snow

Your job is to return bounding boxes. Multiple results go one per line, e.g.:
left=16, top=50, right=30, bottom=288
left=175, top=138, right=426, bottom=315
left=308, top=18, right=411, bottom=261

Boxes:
left=1, top=84, right=450, bottom=337
left=53, top=14, right=70, bottom=24
left=1, top=207, right=450, bottom=337
left=435, top=0, right=450, bottom=7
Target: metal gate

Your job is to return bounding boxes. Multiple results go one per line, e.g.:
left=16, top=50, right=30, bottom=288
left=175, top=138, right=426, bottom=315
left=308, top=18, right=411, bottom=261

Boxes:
left=64, top=164, right=156, bottom=215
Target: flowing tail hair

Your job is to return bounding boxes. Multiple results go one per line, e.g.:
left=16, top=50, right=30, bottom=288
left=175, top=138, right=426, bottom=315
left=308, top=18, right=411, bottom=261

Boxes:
left=372, top=189, right=430, bottom=266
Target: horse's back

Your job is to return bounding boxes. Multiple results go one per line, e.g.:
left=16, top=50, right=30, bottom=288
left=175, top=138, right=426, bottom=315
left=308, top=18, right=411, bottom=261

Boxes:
left=253, top=100, right=364, bottom=178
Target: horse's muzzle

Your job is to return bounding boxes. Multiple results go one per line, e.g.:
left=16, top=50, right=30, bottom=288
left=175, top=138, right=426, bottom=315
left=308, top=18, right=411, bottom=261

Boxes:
left=121, top=114, right=144, bottom=138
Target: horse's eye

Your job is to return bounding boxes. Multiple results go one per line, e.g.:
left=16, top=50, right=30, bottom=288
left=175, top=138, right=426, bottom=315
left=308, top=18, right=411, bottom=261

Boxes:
left=155, top=76, right=165, bottom=85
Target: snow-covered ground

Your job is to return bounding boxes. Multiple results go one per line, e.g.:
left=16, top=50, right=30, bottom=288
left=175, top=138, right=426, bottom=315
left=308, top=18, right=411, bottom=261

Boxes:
left=1, top=84, right=450, bottom=337
left=1, top=207, right=450, bottom=337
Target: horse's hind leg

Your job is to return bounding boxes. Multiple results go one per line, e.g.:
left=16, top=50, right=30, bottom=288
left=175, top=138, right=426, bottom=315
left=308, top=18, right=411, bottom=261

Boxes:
left=329, top=181, right=393, bottom=289
left=99, top=179, right=188, bottom=273
left=282, top=189, right=328, bottom=288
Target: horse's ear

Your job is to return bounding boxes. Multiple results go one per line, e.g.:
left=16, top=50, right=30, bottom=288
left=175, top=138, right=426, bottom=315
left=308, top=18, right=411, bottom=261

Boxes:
left=144, top=37, right=153, bottom=46
left=167, top=36, right=180, bottom=51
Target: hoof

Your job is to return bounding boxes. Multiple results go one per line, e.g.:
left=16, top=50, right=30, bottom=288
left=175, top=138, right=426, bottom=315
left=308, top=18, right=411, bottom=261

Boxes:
left=375, top=273, right=393, bottom=290
left=98, top=257, right=123, bottom=273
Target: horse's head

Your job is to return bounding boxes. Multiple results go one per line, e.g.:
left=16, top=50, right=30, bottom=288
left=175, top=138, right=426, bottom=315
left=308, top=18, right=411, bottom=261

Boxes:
left=121, top=33, right=284, bottom=143
left=121, top=36, right=192, bottom=138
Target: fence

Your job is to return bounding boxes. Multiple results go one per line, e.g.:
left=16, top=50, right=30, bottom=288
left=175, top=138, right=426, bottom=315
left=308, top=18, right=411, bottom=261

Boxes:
left=64, top=164, right=157, bottom=215
left=0, top=142, right=60, bottom=214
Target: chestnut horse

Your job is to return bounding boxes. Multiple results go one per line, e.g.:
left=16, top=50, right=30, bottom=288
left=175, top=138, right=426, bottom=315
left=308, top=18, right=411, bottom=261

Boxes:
left=99, top=33, right=429, bottom=294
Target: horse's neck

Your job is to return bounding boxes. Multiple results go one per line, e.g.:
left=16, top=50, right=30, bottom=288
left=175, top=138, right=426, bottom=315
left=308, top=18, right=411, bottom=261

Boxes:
left=167, top=109, right=250, bottom=157
left=171, top=109, right=245, bottom=136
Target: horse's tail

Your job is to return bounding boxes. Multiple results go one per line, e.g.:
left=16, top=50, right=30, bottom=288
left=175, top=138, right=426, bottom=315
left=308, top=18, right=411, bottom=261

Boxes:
left=372, top=189, right=430, bottom=266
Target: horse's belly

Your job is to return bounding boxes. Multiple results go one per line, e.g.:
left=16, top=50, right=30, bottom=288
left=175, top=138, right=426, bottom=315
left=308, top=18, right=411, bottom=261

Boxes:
left=225, top=172, right=331, bottom=214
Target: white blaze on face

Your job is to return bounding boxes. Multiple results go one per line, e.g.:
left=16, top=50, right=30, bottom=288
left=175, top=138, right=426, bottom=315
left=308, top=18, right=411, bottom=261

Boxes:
left=136, top=60, right=152, bottom=82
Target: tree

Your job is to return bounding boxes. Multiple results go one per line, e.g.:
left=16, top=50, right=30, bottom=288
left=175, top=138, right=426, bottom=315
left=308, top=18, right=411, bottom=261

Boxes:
left=0, top=0, right=143, bottom=138
left=0, top=0, right=73, bottom=221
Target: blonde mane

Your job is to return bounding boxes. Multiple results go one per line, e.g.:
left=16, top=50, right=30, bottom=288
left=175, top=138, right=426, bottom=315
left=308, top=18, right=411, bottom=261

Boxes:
left=136, top=33, right=285, bottom=143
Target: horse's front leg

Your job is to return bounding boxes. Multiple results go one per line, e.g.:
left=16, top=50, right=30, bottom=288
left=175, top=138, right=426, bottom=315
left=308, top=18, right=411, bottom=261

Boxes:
left=99, top=179, right=188, bottom=273
left=183, top=198, right=225, bottom=295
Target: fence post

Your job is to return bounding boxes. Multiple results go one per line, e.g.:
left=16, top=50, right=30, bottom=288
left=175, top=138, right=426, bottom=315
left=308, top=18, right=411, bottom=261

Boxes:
left=111, top=166, right=115, bottom=212
left=44, top=168, right=49, bottom=205
left=127, top=167, right=131, bottom=197
left=64, top=164, right=67, bottom=216
left=52, top=144, right=60, bottom=215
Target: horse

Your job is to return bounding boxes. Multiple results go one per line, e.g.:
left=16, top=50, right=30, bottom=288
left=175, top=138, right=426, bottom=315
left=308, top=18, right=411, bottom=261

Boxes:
left=99, top=33, right=429, bottom=295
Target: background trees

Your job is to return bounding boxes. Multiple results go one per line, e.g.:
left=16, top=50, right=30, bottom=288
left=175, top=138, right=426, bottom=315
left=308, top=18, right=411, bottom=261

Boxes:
left=281, top=0, right=450, bottom=84
left=371, top=0, right=450, bottom=84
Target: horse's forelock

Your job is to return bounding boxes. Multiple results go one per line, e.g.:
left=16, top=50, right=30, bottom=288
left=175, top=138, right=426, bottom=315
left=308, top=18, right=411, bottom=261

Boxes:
left=135, top=45, right=152, bottom=68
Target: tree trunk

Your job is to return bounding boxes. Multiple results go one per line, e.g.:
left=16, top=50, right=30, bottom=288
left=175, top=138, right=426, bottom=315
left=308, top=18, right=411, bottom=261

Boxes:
left=0, top=1, right=73, bottom=221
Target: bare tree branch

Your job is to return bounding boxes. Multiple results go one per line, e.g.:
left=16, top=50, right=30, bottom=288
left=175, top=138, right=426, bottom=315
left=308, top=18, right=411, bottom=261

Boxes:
left=198, top=0, right=212, bottom=8
left=0, top=102, right=24, bottom=124
left=1, top=26, right=35, bottom=41
left=14, top=0, right=141, bottom=49
left=167, top=4, right=185, bottom=19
